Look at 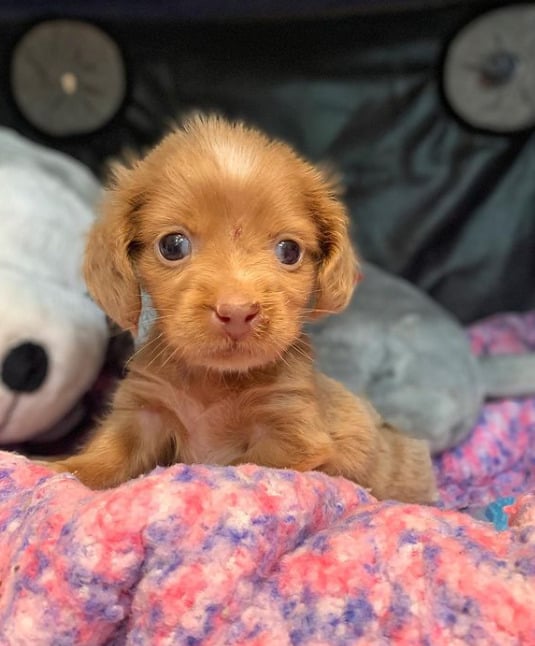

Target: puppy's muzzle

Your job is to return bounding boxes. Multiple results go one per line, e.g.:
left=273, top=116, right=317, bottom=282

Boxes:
left=211, top=300, right=260, bottom=341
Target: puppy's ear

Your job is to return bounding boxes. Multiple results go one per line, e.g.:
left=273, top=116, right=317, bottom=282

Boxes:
left=306, top=167, right=359, bottom=319
left=83, top=162, right=144, bottom=333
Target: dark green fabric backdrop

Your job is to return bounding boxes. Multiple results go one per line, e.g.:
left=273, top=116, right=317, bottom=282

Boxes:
left=0, top=1, right=532, bottom=322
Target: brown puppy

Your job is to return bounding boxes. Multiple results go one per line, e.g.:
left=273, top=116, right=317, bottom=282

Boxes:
left=46, top=115, right=436, bottom=502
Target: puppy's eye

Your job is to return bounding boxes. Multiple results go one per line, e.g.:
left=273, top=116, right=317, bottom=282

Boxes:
left=275, top=239, right=302, bottom=266
left=158, top=233, right=191, bottom=261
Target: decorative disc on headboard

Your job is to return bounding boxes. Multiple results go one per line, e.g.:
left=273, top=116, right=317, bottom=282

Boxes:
left=11, top=20, right=126, bottom=137
left=443, top=5, right=535, bottom=134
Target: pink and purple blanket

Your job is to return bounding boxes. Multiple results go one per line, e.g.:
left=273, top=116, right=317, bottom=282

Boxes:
left=1, top=313, right=534, bottom=645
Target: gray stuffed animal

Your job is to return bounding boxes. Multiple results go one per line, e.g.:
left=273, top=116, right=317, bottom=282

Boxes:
left=309, top=262, right=535, bottom=454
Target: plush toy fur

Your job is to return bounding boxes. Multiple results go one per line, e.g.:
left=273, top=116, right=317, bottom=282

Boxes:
left=0, top=128, right=108, bottom=444
left=311, top=261, right=535, bottom=453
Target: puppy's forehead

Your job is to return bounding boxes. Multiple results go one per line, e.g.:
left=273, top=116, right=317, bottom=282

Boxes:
left=146, top=135, right=317, bottom=240
left=210, top=137, right=257, bottom=179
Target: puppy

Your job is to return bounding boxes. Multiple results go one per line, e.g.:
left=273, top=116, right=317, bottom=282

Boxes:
left=46, top=115, right=436, bottom=503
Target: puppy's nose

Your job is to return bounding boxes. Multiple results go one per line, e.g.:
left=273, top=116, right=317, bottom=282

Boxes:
left=213, top=301, right=260, bottom=340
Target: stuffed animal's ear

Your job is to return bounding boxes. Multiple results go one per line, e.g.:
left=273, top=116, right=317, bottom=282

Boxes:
left=306, top=167, right=359, bottom=319
left=83, top=163, right=144, bottom=333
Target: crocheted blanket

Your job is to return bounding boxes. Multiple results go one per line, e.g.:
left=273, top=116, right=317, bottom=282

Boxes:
left=1, top=313, right=534, bottom=645
left=437, top=311, right=535, bottom=510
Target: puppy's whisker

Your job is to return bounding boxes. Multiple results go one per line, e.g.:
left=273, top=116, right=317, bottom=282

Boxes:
left=149, top=309, right=182, bottom=316
left=158, top=351, right=176, bottom=372
left=144, top=339, right=172, bottom=370
left=125, top=334, right=164, bottom=368
left=290, top=343, right=309, bottom=359
left=304, top=307, right=340, bottom=316
left=160, top=343, right=187, bottom=371
left=125, top=331, right=163, bottom=359
left=145, top=311, right=181, bottom=321
left=138, top=332, right=164, bottom=350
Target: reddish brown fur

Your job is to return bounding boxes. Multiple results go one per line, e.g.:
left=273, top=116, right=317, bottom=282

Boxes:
left=44, top=115, right=436, bottom=502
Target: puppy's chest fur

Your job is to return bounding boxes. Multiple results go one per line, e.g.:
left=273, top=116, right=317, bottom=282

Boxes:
left=172, top=389, right=249, bottom=464
left=131, top=368, right=278, bottom=466
left=125, top=336, right=318, bottom=468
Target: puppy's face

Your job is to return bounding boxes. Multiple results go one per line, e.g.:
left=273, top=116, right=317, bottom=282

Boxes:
left=85, top=116, right=357, bottom=372
left=134, top=167, right=320, bottom=372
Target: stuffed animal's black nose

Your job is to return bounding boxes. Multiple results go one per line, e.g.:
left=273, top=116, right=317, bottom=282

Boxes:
left=1, top=342, right=48, bottom=393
